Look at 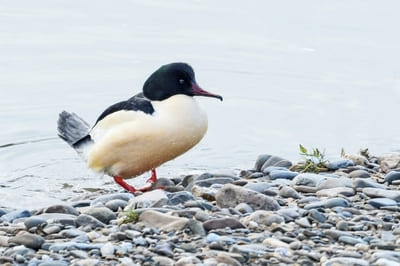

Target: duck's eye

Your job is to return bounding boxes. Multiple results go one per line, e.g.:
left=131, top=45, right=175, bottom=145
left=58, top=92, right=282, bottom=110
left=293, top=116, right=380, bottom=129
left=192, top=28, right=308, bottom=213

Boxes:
left=179, top=79, right=185, bottom=85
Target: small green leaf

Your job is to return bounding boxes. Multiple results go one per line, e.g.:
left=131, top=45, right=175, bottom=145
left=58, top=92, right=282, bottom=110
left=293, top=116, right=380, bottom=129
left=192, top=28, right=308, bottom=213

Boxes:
left=299, top=144, right=307, bottom=154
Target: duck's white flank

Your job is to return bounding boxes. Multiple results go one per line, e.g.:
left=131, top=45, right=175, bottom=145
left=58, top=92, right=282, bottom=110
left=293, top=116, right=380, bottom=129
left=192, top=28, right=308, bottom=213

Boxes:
left=87, top=95, right=208, bottom=178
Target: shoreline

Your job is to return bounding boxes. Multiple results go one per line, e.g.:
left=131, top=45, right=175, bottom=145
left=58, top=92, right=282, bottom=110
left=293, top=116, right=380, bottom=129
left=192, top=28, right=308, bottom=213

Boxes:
left=1, top=151, right=400, bottom=265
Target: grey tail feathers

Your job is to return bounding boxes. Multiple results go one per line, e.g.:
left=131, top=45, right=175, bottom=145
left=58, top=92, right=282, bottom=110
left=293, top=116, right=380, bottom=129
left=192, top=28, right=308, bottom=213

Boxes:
left=57, top=111, right=93, bottom=151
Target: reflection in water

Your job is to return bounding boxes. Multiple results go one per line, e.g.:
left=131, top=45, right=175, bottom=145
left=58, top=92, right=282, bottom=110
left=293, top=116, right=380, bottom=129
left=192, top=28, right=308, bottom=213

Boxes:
left=1, top=0, right=400, bottom=208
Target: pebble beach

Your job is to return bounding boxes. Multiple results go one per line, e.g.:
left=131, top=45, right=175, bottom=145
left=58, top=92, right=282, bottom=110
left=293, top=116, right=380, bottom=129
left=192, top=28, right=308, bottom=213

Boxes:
left=1, top=151, right=400, bottom=266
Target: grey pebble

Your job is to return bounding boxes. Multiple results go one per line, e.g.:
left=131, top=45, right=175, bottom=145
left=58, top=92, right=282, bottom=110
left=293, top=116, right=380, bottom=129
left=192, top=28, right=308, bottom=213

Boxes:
left=8, top=232, right=44, bottom=250
left=100, top=242, right=115, bottom=257
left=84, top=207, right=116, bottom=224
left=279, top=186, right=301, bottom=199
left=339, top=235, right=366, bottom=245
left=336, top=220, right=349, bottom=231
left=270, top=170, right=298, bottom=180
left=235, top=203, right=253, bottom=214
left=167, top=191, right=195, bottom=205
left=296, top=217, right=311, bottom=228
left=105, top=199, right=128, bottom=211
left=1, top=209, right=31, bottom=223
left=76, top=214, right=105, bottom=229
left=349, top=169, right=370, bottom=179
left=194, top=177, right=234, bottom=187
left=216, top=184, right=280, bottom=211
left=384, top=171, right=400, bottom=184
left=363, top=188, right=400, bottom=201
left=326, top=159, right=355, bottom=170
left=368, top=198, right=398, bottom=209
left=203, top=217, right=245, bottom=231
left=243, top=182, right=270, bottom=193
left=91, top=193, right=134, bottom=206
left=308, top=209, right=327, bottom=223
left=41, top=204, right=79, bottom=216
left=353, top=178, right=387, bottom=189
left=24, top=216, right=47, bottom=229
left=322, top=257, right=368, bottom=266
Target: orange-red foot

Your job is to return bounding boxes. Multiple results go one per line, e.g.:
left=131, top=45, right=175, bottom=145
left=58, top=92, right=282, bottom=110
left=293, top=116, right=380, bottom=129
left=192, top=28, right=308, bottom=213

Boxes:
left=113, top=169, right=159, bottom=193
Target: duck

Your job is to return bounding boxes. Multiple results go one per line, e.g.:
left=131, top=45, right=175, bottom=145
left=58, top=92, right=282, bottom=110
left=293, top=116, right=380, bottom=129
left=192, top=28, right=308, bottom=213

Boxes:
left=57, top=62, right=222, bottom=193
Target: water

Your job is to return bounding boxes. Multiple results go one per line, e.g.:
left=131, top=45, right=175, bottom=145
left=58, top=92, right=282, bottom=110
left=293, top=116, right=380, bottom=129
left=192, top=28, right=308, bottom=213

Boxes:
left=1, top=0, right=400, bottom=209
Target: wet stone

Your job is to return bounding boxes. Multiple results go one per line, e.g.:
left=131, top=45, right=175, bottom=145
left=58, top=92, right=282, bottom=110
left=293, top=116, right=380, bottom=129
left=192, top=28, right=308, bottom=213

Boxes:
left=8, top=232, right=45, bottom=250
left=100, top=242, right=115, bottom=257
left=308, top=209, right=327, bottom=223
left=326, top=159, right=354, bottom=170
left=353, top=178, right=387, bottom=189
left=363, top=188, right=400, bottom=201
left=241, top=210, right=284, bottom=226
left=105, top=199, right=128, bottom=211
left=336, top=220, right=349, bottom=231
left=216, top=184, right=280, bottom=211
left=84, top=207, right=116, bottom=224
left=339, top=235, right=366, bottom=245
left=323, top=197, right=350, bottom=208
left=279, top=186, right=301, bottom=199
left=349, top=169, right=370, bottom=179
left=203, top=217, right=245, bottom=231
left=126, top=190, right=168, bottom=209
left=368, top=198, right=398, bottom=209
left=1, top=210, right=31, bottom=223
left=261, top=155, right=292, bottom=170
left=243, top=182, right=270, bottom=193
left=384, top=171, right=400, bottom=184
left=322, top=257, right=369, bottom=266
left=316, top=187, right=355, bottom=197
left=194, top=177, right=234, bottom=187
left=24, top=216, right=47, bottom=229
left=91, top=193, right=134, bottom=206
left=41, top=204, right=80, bottom=216
left=235, top=203, right=253, bottom=214
left=76, top=214, right=105, bottom=229
left=167, top=191, right=195, bottom=205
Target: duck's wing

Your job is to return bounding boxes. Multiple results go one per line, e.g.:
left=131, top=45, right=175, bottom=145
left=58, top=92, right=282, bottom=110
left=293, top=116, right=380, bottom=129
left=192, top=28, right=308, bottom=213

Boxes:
left=94, top=93, right=154, bottom=127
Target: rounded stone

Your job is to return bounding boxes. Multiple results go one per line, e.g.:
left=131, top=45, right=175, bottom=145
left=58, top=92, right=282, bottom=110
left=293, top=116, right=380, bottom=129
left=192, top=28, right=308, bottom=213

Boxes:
left=269, top=170, right=298, bottom=180
left=91, top=193, right=134, bottom=206
left=216, top=184, right=279, bottom=211
left=203, top=217, right=245, bottom=231
left=349, top=170, right=370, bottom=179
left=353, top=178, right=387, bottom=189
left=100, top=242, right=115, bottom=257
left=368, top=198, right=397, bottom=209
left=235, top=203, right=254, bottom=214
left=42, top=204, right=79, bottom=216
left=279, top=186, right=301, bottom=199
left=308, top=209, right=327, bottom=223
left=167, top=191, right=195, bottom=205
left=105, top=199, right=128, bottom=212
left=76, top=214, right=105, bottom=229
left=1, top=210, right=31, bottom=223
left=84, top=207, right=116, bottom=224
left=326, top=159, right=354, bottom=170
left=8, top=232, right=45, bottom=250
left=336, top=220, right=349, bottom=231
left=384, top=171, right=400, bottom=184
left=24, top=216, right=47, bottom=230
left=255, top=154, right=272, bottom=171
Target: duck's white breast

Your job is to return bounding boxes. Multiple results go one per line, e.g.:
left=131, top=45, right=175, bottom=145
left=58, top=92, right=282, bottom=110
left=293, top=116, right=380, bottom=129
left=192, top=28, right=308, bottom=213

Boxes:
left=87, top=95, right=208, bottom=178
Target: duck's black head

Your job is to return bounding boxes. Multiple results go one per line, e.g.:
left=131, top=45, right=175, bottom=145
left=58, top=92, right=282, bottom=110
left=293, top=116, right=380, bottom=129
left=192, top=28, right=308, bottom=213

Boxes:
left=143, top=62, right=223, bottom=101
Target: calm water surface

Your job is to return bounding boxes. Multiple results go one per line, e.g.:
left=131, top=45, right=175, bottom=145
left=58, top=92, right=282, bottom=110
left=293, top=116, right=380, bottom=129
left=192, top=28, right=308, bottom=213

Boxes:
left=1, top=0, right=400, bottom=209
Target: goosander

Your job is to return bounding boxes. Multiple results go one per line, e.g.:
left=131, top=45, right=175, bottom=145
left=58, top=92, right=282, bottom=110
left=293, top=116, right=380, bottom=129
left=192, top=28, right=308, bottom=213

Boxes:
left=57, top=62, right=222, bottom=193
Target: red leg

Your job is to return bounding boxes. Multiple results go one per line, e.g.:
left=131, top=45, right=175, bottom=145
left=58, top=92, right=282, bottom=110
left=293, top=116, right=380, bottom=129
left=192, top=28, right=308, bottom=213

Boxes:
left=113, top=176, right=137, bottom=193
left=146, top=169, right=157, bottom=184
left=113, top=169, right=158, bottom=193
